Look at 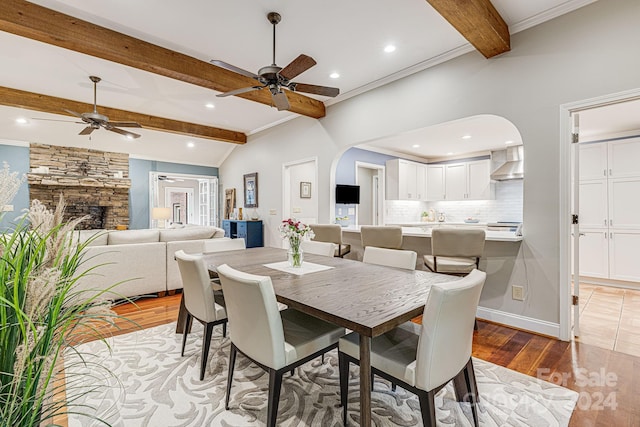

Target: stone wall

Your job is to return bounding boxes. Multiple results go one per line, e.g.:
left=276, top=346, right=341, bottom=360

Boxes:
left=28, top=143, right=131, bottom=229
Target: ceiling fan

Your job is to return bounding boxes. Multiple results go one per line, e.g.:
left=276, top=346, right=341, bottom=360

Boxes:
left=211, top=12, right=340, bottom=111
left=64, top=76, right=142, bottom=139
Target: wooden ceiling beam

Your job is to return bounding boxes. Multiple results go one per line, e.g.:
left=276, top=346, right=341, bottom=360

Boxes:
left=0, top=0, right=326, bottom=119
left=426, top=0, right=510, bottom=58
left=0, top=86, right=247, bottom=144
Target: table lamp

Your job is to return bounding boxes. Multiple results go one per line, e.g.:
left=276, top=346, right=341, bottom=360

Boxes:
left=152, top=207, right=172, bottom=229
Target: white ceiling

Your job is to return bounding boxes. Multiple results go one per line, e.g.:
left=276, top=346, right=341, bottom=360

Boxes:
left=1, top=0, right=621, bottom=166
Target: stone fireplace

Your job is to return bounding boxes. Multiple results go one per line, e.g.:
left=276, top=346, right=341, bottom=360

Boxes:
left=28, top=143, right=131, bottom=230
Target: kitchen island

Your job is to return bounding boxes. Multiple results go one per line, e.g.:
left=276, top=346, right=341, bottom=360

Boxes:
left=340, top=225, right=526, bottom=329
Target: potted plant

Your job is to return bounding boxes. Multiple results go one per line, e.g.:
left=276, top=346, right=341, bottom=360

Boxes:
left=0, top=163, right=117, bottom=426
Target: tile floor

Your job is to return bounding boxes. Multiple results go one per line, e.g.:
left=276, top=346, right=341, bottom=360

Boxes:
left=576, top=283, right=640, bottom=357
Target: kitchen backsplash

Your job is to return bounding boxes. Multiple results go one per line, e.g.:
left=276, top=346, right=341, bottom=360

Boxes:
left=385, top=180, right=523, bottom=224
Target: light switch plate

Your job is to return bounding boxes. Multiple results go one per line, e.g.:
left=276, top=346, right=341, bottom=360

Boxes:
left=293, top=207, right=301, bottom=213
left=1, top=205, right=14, bottom=212
left=269, top=209, right=277, bottom=215
left=348, top=208, right=355, bottom=215
left=512, top=285, right=524, bottom=301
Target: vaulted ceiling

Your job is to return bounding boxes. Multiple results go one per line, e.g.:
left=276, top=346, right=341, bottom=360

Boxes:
left=0, top=0, right=596, bottom=165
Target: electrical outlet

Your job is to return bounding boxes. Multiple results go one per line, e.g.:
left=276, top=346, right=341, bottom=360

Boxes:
left=512, top=285, right=524, bottom=301
left=293, top=207, right=301, bottom=213
left=269, top=209, right=277, bottom=215
left=348, top=207, right=355, bottom=215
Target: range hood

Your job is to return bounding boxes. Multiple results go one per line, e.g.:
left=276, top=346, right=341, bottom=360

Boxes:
left=491, top=145, right=524, bottom=181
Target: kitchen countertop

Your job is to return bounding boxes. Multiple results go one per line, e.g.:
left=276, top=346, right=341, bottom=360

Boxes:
left=341, top=225, right=522, bottom=242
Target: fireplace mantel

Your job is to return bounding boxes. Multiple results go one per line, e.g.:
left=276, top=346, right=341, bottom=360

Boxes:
left=27, top=173, right=131, bottom=189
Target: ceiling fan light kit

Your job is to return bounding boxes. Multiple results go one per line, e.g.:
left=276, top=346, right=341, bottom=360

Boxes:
left=64, top=75, right=142, bottom=139
left=212, top=11, right=339, bottom=112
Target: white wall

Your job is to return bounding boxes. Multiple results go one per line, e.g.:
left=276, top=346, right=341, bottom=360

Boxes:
left=287, top=160, right=317, bottom=224
left=219, top=0, right=640, bottom=331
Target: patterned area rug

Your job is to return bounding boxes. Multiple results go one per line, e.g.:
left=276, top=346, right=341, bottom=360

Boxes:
left=66, top=323, right=578, bottom=426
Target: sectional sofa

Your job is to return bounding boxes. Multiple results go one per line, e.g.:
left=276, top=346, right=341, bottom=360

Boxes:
left=73, top=226, right=225, bottom=299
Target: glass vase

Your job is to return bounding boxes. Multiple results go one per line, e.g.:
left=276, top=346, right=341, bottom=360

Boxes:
left=287, top=236, right=304, bottom=268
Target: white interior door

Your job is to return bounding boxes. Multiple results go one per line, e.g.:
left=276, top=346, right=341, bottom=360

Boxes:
left=571, top=113, right=580, bottom=337
left=356, top=162, right=385, bottom=226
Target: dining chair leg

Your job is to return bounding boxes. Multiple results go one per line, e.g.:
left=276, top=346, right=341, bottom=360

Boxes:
left=338, top=351, right=350, bottom=425
left=266, top=368, right=284, bottom=427
left=464, top=359, right=480, bottom=427
left=180, top=313, right=192, bottom=357
left=200, top=322, right=215, bottom=380
left=391, top=383, right=397, bottom=392
left=322, top=354, right=325, bottom=364
left=222, top=321, right=227, bottom=338
left=225, top=344, right=237, bottom=410
left=417, top=389, right=437, bottom=427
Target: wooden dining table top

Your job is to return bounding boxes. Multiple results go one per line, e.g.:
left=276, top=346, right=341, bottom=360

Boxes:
left=204, top=246, right=459, bottom=337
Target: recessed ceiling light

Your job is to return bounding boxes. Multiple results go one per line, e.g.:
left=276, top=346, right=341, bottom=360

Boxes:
left=384, top=44, right=396, bottom=53
left=126, top=135, right=135, bottom=140
left=15, top=117, right=28, bottom=124
left=447, top=152, right=454, bottom=155
left=329, top=72, right=340, bottom=79
left=505, top=140, right=514, bottom=144
left=462, top=135, right=471, bottom=140
left=412, top=144, right=420, bottom=148
left=187, top=141, right=195, bottom=148
left=205, top=103, right=215, bottom=109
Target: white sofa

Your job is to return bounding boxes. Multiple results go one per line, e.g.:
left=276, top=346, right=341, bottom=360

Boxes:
left=73, top=226, right=225, bottom=299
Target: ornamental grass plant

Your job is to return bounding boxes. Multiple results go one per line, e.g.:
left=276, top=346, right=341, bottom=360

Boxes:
left=0, top=163, right=120, bottom=426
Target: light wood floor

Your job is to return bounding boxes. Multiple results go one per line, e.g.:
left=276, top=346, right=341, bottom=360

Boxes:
left=91, top=293, right=639, bottom=426
left=577, top=283, right=640, bottom=357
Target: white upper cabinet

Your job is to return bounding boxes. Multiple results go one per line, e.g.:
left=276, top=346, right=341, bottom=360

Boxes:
left=426, top=165, right=445, bottom=201
left=608, top=138, right=640, bottom=178
left=579, top=143, right=607, bottom=180
left=445, top=163, right=467, bottom=200
left=385, top=159, right=427, bottom=201
left=442, top=159, right=492, bottom=201
left=609, top=178, right=640, bottom=229
left=467, top=160, right=492, bottom=200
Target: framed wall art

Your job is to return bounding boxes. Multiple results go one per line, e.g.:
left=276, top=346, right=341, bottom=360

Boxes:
left=300, top=182, right=311, bottom=198
left=244, top=172, right=258, bottom=208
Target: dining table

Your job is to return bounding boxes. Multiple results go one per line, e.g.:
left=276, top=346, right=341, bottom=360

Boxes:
left=180, top=246, right=458, bottom=427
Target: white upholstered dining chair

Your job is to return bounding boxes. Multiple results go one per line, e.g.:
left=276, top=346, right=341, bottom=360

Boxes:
left=202, top=237, right=246, bottom=290
left=301, top=239, right=337, bottom=257
left=175, top=250, right=228, bottom=380
left=338, top=269, right=486, bottom=427
left=362, top=246, right=417, bottom=270
left=309, top=224, right=350, bottom=257
left=424, top=228, right=485, bottom=275
left=217, top=264, right=346, bottom=427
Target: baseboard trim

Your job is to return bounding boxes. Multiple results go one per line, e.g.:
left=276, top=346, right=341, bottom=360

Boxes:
left=477, top=307, right=561, bottom=339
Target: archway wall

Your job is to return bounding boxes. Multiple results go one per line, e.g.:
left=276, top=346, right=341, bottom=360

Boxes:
left=219, top=0, right=640, bottom=331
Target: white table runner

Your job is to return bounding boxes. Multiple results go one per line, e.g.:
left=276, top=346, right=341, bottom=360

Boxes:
left=263, top=261, right=334, bottom=276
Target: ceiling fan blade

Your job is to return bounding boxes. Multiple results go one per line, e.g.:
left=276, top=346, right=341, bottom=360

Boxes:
left=217, top=86, right=264, bottom=98
left=210, top=60, right=259, bottom=79
left=279, top=54, right=317, bottom=81
left=64, top=109, right=84, bottom=119
left=291, top=83, right=340, bottom=97
left=271, top=90, right=290, bottom=111
left=78, top=126, right=95, bottom=136
left=108, top=126, right=141, bottom=139
left=32, top=117, right=78, bottom=123
left=109, top=121, right=142, bottom=128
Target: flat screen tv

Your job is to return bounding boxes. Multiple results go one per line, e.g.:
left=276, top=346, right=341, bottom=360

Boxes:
left=336, top=184, right=360, bottom=204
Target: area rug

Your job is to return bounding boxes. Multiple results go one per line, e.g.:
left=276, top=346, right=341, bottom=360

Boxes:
left=65, top=323, right=578, bottom=426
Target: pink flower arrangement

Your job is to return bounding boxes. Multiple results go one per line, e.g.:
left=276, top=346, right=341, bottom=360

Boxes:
left=278, top=218, right=314, bottom=241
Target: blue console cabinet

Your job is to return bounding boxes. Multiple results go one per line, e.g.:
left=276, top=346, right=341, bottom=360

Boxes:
left=221, top=220, right=264, bottom=248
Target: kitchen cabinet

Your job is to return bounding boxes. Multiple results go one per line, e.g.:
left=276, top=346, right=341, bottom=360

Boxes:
left=609, top=230, right=640, bottom=282
left=578, top=138, right=640, bottom=283
left=385, top=159, right=427, bottom=200
left=222, top=220, right=263, bottom=248
left=442, top=159, right=492, bottom=201
left=578, top=230, right=609, bottom=279
left=426, top=165, right=445, bottom=201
